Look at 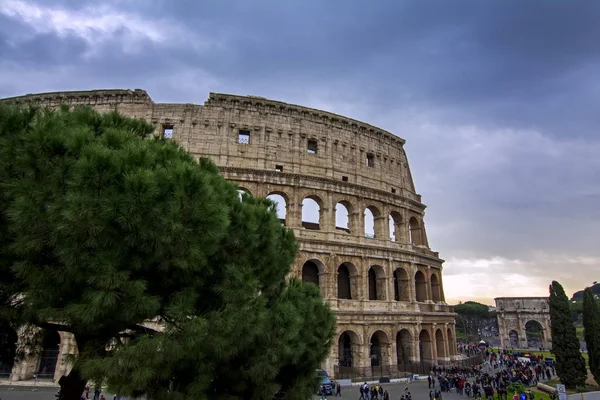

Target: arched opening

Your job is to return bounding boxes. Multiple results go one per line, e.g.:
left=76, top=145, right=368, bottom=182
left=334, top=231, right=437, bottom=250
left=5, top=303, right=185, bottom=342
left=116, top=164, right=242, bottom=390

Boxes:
left=368, top=265, right=386, bottom=300
left=368, top=268, right=377, bottom=300
left=415, top=270, right=427, bottom=302
left=0, top=326, right=18, bottom=378
left=431, top=274, right=442, bottom=303
left=419, top=329, right=433, bottom=362
left=337, top=263, right=352, bottom=299
left=302, top=260, right=320, bottom=287
left=396, top=329, right=412, bottom=366
left=266, top=193, right=287, bottom=226
left=409, top=217, right=423, bottom=246
left=370, top=331, right=389, bottom=367
left=302, top=197, right=321, bottom=230
left=335, top=202, right=351, bottom=232
left=393, top=268, right=410, bottom=302
left=447, top=328, right=455, bottom=356
left=37, top=330, right=60, bottom=379
left=364, top=208, right=375, bottom=238
left=525, top=320, right=544, bottom=348
left=237, top=189, right=251, bottom=201
left=338, top=331, right=358, bottom=367
left=509, top=330, right=519, bottom=348
left=364, top=205, right=383, bottom=238
left=435, top=329, right=446, bottom=358
left=389, top=212, right=402, bottom=242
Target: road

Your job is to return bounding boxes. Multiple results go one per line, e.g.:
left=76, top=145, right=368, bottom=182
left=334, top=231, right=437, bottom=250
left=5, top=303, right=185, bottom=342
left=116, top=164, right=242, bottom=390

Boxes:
left=0, top=380, right=456, bottom=400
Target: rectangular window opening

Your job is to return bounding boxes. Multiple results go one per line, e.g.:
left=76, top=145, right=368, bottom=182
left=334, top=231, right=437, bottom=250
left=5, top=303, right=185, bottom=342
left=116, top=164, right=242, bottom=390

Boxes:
left=307, top=139, right=318, bottom=154
left=391, top=188, right=397, bottom=194
left=366, top=153, right=375, bottom=167
left=342, top=176, right=349, bottom=182
left=238, top=129, right=250, bottom=144
left=162, top=125, right=174, bottom=139
left=275, top=165, right=283, bottom=172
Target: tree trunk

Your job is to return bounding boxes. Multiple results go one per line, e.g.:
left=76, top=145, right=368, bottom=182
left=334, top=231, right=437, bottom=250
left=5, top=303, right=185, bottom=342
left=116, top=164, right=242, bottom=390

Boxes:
left=59, top=368, right=88, bottom=400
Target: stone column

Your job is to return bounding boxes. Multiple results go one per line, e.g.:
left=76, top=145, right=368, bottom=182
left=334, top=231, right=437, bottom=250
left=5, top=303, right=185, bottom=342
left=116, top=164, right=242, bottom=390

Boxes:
left=374, top=215, right=389, bottom=240
left=426, top=266, right=433, bottom=302
left=54, top=332, right=77, bottom=381
left=10, top=325, right=41, bottom=381
left=287, top=188, right=302, bottom=228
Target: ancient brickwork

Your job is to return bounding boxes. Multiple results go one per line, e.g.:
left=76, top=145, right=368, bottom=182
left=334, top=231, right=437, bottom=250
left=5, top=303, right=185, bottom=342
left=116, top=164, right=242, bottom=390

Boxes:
left=495, top=297, right=552, bottom=350
left=1, top=89, right=458, bottom=380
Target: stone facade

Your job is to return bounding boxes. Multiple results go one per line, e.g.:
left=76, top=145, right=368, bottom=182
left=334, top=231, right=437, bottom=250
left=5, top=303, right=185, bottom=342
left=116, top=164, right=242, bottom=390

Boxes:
left=495, top=297, right=552, bottom=350
left=0, top=89, right=458, bottom=380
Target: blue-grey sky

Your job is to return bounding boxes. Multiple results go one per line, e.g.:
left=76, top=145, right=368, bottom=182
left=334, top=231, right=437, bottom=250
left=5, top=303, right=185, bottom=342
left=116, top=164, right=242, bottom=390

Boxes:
left=1, top=0, right=598, bottom=304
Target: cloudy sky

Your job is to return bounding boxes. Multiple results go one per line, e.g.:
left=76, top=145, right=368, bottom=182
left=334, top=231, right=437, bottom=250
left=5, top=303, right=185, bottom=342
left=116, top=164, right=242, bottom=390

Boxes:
left=1, top=0, right=598, bottom=305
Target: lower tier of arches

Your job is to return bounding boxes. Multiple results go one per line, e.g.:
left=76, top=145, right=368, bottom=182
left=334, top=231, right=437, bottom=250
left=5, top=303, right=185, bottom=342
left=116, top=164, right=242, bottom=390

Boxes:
left=323, top=321, right=459, bottom=379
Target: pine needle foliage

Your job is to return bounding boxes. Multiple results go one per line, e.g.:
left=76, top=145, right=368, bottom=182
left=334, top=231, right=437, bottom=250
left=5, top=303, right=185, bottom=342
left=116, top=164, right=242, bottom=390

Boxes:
left=0, top=104, right=336, bottom=400
left=583, top=287, right=600, bottom=385
left=548, top=281, right=587, bottom=389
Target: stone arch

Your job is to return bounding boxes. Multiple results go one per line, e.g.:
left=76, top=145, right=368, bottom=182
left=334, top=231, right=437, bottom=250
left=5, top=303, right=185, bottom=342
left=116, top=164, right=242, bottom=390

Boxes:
left=396, top=329, right=412, bottom=366
left=369, top=330, right=390, bottom=367
left=338, top=330, right=360, bottom=367
left=409, top=216, right=424, bottom=246
left=302, top=195, right=323, bottom=230
left=237, top=188, right=252, bottom=201
left=302, top=259, right=323, bottom=287
left=37, top=329, right=61, bottom=379
left=525, top=320, right=544, bottom=348
left=337, top=262, right=358, bottom=300
left=393, top=268, right=410, bottom=302
left=447, top=328, right=455, bottom=356
left=368, top=265, right=386, bottom=300
left=435, top=329, right=446, bottom=358
left=364, top=205, right=384, bottom=238
left=430, top=273, right=442, bottom=303
left=509, top=330, right=519, bottom=348
left=0, top=326, right=18, bottom=378
left=335, top=201, right=352, bottom=232
left=389, top=211, right=403, bottom=242
left=415, top=270, right=427, bottom=302
left=267, top=192, right=288, bottom=225
left=419, top=329, right=433, bottom=362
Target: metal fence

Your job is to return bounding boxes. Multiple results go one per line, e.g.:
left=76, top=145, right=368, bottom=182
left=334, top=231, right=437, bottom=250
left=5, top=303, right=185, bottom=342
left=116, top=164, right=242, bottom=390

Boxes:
left=36, top=349, right=59, bottom=379
left=333, top=353, right=485, bottom=381
left=0, top=362, right=13, bottom=379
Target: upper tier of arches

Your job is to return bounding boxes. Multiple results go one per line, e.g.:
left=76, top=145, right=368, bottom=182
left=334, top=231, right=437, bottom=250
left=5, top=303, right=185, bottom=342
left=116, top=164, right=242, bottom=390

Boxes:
left=238, top=186, right=430, bottom=248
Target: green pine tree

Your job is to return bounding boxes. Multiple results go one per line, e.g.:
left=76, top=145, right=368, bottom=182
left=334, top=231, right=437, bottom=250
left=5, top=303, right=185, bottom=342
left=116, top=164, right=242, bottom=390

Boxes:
left=583, top=288, right=600, bottom=385
left=549, top=281, right=587, bottom=388
left=0, top=104, right=336, bottom=400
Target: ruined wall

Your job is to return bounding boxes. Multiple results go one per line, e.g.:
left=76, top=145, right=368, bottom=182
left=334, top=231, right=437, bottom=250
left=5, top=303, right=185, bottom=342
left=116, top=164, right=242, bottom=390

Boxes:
left=1, top=89, right=458, bottom=380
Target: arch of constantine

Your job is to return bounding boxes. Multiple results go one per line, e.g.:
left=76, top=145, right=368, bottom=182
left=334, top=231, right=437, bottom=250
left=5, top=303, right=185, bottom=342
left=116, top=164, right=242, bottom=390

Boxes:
left=495, top=297, right=552, bottom=350
left=0, top=89, right=459, bottom=381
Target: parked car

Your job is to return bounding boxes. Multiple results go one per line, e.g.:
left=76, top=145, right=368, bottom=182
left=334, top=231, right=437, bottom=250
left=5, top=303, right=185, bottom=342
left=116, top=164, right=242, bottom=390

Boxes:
left=317, top=369, right=334, bottom=395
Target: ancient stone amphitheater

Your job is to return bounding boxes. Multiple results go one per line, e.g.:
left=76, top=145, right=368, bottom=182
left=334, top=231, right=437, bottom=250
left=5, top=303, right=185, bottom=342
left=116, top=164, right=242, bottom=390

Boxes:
left=1, top=89, right=458, bottom=381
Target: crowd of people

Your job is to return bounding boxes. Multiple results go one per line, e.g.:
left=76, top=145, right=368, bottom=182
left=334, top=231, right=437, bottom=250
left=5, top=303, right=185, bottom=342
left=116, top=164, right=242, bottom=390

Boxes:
left=428, top=347, right=557, bottom=399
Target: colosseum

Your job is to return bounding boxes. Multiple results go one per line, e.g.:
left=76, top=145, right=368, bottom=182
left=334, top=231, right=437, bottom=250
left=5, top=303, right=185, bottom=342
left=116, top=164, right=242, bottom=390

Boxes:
left=0, top=89, right=458, bottom=382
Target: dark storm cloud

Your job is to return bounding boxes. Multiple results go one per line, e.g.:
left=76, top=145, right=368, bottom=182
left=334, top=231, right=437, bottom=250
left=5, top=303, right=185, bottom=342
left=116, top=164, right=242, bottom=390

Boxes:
left=1, top=0, right=599, bottom=302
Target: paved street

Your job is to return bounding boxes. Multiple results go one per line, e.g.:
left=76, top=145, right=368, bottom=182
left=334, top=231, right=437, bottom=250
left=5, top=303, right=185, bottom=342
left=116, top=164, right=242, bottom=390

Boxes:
left=1, top=380, right=446, bottom=400
left=0, top=379, right=464, bottom=400
left=313, top=379, right=459, bottom=400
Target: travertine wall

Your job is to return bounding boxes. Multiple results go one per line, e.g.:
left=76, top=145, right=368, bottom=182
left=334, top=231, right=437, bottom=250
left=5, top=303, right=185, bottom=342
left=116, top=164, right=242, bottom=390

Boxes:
left=495, top=297, right=552, bottom=350
left=1, top=89, right=458, bottom=380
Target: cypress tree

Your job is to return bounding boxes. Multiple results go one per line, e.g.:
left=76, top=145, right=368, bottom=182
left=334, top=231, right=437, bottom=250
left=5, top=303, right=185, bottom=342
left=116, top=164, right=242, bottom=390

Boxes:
left=583, top=288, right=600, bottom=385
left=549, top=281, right=587, bottom=388
left=0, top=104, right=336, bottom=400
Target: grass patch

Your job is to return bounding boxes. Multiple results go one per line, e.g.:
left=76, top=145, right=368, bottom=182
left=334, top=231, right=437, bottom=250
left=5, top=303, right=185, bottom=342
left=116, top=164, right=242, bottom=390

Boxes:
left=529, top=387, right=554, bottom=400
left=576, top=327, right=584, bottom=340
left=509, top=349, right=589, bottom=367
